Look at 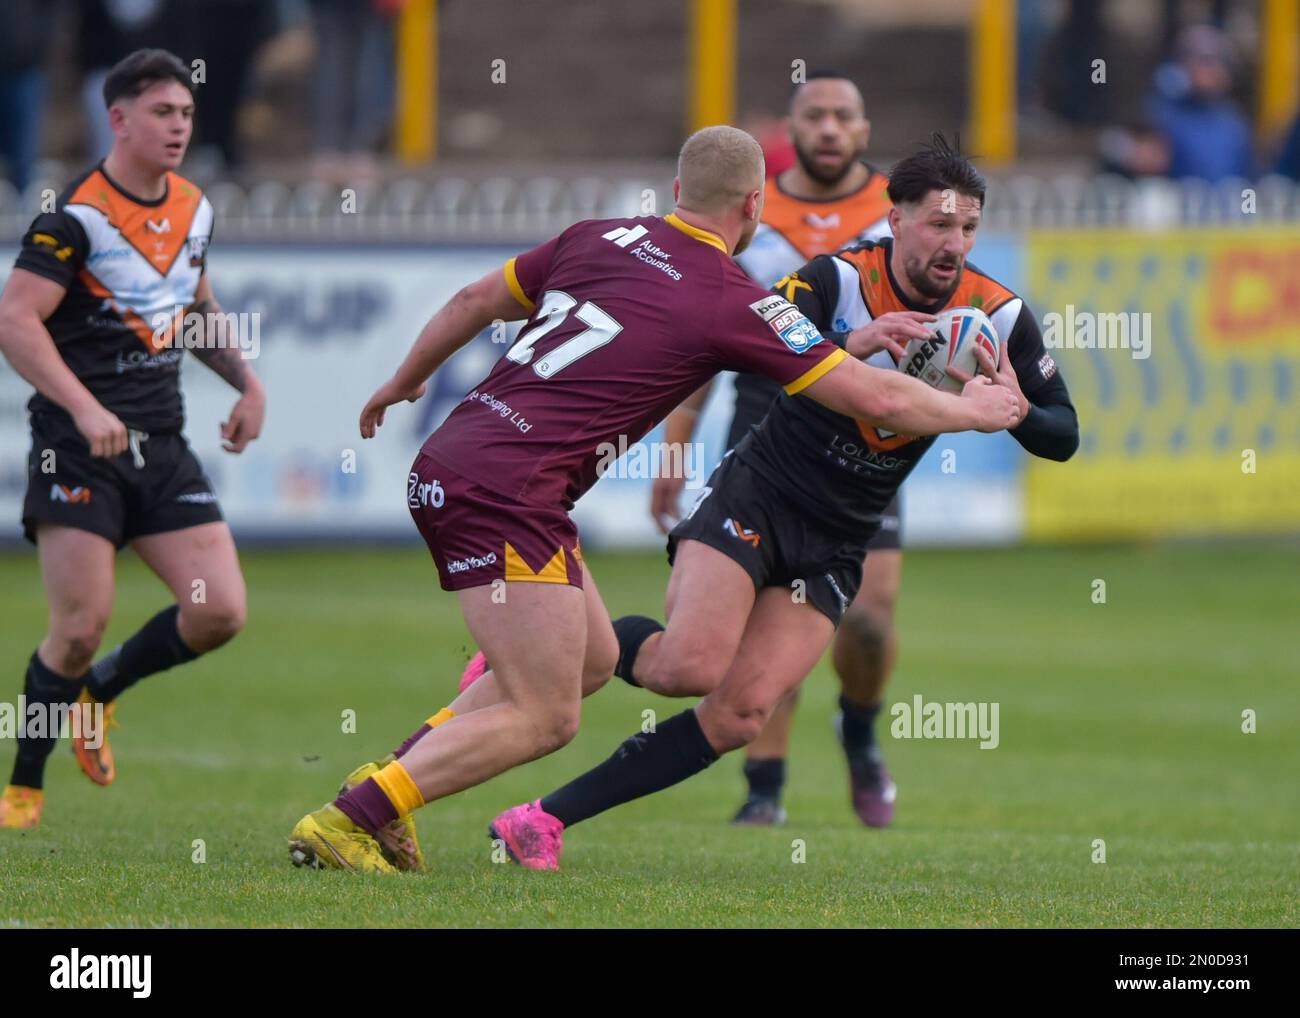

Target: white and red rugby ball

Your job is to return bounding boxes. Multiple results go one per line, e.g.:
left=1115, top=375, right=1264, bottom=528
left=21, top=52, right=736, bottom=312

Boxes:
left=899, top=306, right=1001, bottom=393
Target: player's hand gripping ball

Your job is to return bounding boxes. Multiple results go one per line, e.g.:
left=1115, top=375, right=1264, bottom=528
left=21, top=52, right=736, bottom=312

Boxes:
left=899, top=306, right=1001, bottom=393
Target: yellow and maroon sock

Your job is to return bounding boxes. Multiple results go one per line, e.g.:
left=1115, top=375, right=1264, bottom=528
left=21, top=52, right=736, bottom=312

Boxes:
left=334, top=709, right=455, bottom=834
left=392, top=707, right=455, bottom=759
left=335, top=759, right=424, bottom=835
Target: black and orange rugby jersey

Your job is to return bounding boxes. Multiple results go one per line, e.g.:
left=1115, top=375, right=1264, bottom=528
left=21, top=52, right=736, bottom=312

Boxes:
left=737, top=237, right=1076, bottom=534
left=737, top=168, right=893, bottom=288
left=14, top=163, right=214, bottom=432
left=731, top=166, right=892, bottom=425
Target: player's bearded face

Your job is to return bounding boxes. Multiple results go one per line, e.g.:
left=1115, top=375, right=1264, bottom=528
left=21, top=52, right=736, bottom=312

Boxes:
left=896, top=191, right=981, bottom=302
left=788, top=82, right=868, bottom=186
left=118, top=80, right=194, bottom=172
left=792, top=134, right=858, bottom=185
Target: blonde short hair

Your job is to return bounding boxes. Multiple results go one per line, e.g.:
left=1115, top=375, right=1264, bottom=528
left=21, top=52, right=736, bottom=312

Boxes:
left=675, top=125, right=765, bottom=214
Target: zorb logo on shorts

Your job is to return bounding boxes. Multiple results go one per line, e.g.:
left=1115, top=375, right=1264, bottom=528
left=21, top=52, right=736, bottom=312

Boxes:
left=407, top=473, right=445, bottom=509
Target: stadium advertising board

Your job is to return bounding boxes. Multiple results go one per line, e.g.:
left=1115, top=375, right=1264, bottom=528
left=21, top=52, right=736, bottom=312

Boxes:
left=1023, top=228, right=1300, bottom=540
left=1, top=241, right=1030, bottom=546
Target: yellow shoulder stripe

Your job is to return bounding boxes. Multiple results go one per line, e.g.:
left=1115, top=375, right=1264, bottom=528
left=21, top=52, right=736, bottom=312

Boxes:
left=503, top=258, right=535, bottom=311
left=784, top=347, right=848, bottom=395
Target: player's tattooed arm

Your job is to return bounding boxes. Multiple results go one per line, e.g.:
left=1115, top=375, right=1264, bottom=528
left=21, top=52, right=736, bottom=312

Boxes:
left=187, top=298, right=251, bottom=392
left=186, top=269, right=261, bottom=393
left=188, top=274, right=266, bottom=453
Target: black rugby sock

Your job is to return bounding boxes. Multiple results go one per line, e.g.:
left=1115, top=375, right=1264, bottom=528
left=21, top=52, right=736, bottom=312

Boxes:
left=540, top=709, right=719, bottom=827
left=86, top=606, right=198, bottom=704
left=611, top=615, right=664, bottom=687
left=10, top=652, right=85, bottom=790
left=839, top=695, right=882, bottom=757
left=742, top=757, right=786, bottom=801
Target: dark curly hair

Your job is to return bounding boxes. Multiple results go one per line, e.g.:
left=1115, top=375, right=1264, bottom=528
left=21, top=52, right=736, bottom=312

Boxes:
left=887, top=133, right=985, bottom=207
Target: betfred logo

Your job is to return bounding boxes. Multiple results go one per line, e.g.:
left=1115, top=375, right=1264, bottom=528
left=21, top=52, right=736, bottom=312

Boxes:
left=770, top=308, right=802, bottom=332
left=50, top=484, right=91, bottom=504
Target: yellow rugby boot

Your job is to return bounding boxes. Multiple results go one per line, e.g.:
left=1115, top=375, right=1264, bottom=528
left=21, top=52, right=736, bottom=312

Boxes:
left=288, top=803, right=395, bottom=874
left=71, top=689, right=117, bottom=786
left=339, top=755, right=425, bottom=872
left=0, top=785, right=43, bottom=829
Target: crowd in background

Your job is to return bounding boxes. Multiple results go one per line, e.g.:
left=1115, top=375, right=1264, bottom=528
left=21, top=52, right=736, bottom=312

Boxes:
left=0, top=0, right=401, bottom=192
left=1, top=0, right=1298, bottom=193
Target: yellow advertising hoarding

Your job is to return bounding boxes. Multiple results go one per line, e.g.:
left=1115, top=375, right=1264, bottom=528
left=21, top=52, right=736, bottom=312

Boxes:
left=1024, top=229, right=1300, bottom=540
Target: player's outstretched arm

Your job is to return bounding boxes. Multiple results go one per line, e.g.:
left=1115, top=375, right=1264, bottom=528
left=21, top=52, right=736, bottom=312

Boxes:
left=0, top=268, right=128, bottom=457
left=800, top=355, right=1021, bottom=435
left=188, top=273, right=266, bottom=454
left=650, top=380, right=714, bottom=534
left=360, top=267, right=526, bottom=438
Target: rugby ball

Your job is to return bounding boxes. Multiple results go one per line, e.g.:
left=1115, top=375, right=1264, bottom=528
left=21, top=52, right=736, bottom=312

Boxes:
left=899, top=306, right=1001, bottom=393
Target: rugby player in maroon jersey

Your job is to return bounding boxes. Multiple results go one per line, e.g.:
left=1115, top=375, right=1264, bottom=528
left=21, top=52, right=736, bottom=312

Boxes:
left=285, top=126, right=1020, bottom=874
left=0, top=51, right=263, bottom=829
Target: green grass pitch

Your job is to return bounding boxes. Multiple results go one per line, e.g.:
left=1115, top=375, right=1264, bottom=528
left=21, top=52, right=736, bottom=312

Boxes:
left=1, top=543, right=1296, bottom=928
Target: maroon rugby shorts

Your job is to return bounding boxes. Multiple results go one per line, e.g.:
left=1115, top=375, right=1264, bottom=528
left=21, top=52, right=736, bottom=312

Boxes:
left=407, top=450, right=584, bottom=591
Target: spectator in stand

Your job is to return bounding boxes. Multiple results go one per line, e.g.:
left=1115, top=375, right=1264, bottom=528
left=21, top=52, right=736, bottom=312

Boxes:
left=1099, top=119, right=1171, bottom=180
left=310, top=0, right=404, bottom=181
left=1273, top=112, right=1300, bottom=181
left=77, top=0, right=174, bottom=162
left=1147, top=25, right=1254, bottom=182
left=0, top=0, right=57, bottom=193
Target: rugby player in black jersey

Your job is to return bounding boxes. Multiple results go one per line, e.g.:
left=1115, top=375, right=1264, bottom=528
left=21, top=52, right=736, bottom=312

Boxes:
left=483, top=135, right=1079, bottom=869
left=653, top=72, right=902, bottom=827
left=0, top=50, right=264, bottom=828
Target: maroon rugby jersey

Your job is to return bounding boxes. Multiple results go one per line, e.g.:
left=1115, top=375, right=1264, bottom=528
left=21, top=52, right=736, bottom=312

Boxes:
left=422, top=214, right=847, bottom=509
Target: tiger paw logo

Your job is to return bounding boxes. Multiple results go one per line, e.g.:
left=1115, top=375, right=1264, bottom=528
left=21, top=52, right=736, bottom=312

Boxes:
left=723, top=518, right=760, bottom=547
left=50, top=484, right=91, bottom=503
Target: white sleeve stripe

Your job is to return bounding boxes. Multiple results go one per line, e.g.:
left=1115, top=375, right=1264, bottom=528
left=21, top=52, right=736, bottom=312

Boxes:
left=990, top=297, right=1023, bottom=344
left=833, top=257, right=866, bottom=326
